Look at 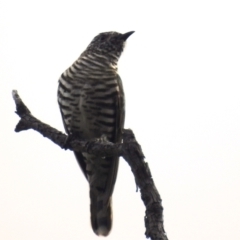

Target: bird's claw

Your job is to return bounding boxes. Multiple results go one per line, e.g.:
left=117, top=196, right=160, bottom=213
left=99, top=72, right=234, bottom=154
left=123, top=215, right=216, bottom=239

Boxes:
left=62, top=134, right=75, bottom=150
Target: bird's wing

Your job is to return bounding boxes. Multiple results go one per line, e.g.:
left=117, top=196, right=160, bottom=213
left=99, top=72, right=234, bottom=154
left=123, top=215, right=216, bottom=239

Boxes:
left=90, top=74, right=125, bottom=236
left=102, top=73, right=125, bottom=199
left=57, top=81, right=88, bottom=179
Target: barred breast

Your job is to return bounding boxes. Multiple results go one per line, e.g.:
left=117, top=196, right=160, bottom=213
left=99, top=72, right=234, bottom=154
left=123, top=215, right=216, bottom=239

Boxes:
left=58, top=53, right=123, bottom=142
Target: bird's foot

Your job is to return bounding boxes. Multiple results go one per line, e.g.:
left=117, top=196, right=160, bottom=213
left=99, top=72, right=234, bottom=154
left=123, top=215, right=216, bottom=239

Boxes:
left=62, top=134, right=75, bottom=150
left=98, top=134, right=108, bottom=143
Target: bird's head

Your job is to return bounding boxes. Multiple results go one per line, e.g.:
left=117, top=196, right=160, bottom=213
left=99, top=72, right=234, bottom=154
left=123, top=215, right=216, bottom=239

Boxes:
left=84, top=31, right=134, bottom=60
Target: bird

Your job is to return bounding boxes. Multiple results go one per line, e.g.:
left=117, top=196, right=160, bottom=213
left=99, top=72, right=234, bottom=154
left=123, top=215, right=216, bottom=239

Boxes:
left=57, top=31, right=134, bottom=236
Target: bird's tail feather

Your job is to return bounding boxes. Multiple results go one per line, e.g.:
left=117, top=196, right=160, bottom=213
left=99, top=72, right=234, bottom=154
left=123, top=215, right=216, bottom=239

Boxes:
left=90, top=190, right=112, bottom=236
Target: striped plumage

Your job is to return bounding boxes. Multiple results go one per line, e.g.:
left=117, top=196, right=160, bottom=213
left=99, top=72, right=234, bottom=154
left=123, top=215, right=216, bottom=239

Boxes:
left=57, top=31, right=134, bottom=236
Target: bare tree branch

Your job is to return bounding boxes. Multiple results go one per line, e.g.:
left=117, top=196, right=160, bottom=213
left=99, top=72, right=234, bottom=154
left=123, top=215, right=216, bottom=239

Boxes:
left=12, top=90, right=168, bottom=240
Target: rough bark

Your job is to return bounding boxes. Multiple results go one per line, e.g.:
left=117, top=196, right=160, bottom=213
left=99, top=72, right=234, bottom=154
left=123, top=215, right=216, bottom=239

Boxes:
left=12, top=90, right=168, bottom=240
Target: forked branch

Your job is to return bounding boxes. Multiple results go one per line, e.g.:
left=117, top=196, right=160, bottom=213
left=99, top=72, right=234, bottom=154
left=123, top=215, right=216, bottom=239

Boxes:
left=12, top=90, right=168, bottom=240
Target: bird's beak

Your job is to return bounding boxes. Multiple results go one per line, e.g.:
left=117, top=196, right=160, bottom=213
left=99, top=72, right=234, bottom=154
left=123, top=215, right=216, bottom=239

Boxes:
left=121, top=31, right=135, bottom=41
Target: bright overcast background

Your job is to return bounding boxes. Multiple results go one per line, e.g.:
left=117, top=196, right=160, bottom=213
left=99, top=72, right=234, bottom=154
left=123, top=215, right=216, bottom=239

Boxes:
left=1, top=1, right=240, bottom=239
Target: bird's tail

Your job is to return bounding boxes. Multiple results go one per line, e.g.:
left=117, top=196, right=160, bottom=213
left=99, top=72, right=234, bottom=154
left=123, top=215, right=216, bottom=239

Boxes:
left=84, top=153, right=119, bottom=236
left=90, top=190, right=112, bottom=236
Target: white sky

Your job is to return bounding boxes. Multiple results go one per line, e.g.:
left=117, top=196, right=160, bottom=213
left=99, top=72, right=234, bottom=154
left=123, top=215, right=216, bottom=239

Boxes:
left=0, top=0, right=240, bottom=239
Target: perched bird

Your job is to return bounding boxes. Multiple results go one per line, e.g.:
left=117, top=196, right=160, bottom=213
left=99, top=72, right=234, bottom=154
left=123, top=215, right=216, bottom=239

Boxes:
left=57, top=31, right=134, bottom=236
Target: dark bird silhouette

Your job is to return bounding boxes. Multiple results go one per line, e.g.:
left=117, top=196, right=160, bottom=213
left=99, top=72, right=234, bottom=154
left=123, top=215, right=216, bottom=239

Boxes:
left=57, top=31, right=134, bottom=236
